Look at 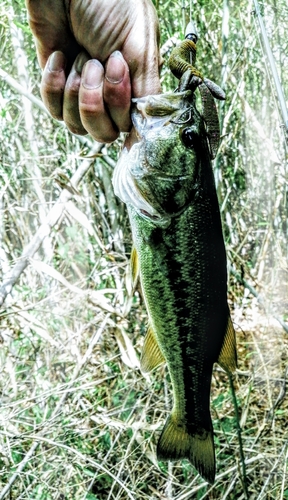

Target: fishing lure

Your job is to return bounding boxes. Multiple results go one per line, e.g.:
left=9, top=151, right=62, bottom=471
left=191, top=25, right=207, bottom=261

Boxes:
left=169, top=22, right=225, bottom=159
left=113, top=23, right=236, bottom=484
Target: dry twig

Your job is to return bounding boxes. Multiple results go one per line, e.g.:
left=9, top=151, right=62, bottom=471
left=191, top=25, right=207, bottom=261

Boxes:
left=0, top=145, right=103, bottom=308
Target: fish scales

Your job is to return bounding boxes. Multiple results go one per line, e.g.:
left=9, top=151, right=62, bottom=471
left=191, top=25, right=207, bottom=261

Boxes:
left=113, top=57, right=237, bottom=484
left=127, top=118, right=229, bottom=483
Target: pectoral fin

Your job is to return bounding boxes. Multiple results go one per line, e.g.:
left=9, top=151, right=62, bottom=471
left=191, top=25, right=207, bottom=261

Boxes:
left=140, top=325, right=166, bottom=374
left=217, top=315, right=237, bottom=373
left=131, top=246, right=139, bottom=292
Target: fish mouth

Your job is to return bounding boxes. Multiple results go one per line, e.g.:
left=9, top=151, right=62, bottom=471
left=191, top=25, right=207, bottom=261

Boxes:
left=130, top=91, right=194, bottom=138
left=112, top=91, right=194, bottom=225
left=112, top=145, right=165, bottom=222
left=112, top=147, right=173, bottom=227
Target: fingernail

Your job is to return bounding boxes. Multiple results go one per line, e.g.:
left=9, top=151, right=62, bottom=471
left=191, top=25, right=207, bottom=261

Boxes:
left=105, top=51, right=125, bottom=84
left=82, top=60, right=103, bottom=89
left=75, top=51, right=89, bottom=74
left=49, top=51, right=66, bottom=72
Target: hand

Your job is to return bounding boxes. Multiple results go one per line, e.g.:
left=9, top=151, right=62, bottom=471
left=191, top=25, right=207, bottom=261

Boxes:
left=25, top=0, right=161, bottom=143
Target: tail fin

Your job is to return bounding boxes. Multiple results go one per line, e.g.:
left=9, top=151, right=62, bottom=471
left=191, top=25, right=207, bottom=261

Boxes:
left=157, top=414, right=215, bottom=484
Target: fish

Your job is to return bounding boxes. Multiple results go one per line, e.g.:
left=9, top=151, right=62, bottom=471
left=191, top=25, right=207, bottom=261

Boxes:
left=112, top=39, right=237, bottom=484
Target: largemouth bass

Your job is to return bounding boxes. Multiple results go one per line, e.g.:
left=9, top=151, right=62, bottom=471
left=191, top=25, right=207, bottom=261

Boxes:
left=112, top=34, right=237, bottom=484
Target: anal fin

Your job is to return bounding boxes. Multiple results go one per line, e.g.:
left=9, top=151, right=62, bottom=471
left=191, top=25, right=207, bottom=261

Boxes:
left=140, top=325, right=166, bottom=374
left=157, top=414, right=215, bottom=484
left=217, top=315, right=237, bottom=373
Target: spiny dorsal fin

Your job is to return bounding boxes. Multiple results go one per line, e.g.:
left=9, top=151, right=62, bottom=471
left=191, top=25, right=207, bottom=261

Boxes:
left=217, top=315, right=237, bottom=374
left=130, top=246, right=139, bottom=292
left=157, top=413, right=215, bottom=484
left=140, top=325, right=166, bottom=374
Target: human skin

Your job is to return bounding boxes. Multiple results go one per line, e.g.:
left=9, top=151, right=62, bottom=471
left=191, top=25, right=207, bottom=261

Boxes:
left=25, top=0, right=161, bottom=143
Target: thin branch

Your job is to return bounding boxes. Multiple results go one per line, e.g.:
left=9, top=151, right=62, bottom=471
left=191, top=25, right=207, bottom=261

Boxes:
left=0, top=66, right=93, bottom=148
left=9, top=15, right=53, bottom=260
left=230, top=266, right=288, bottom=334
left=0, top=67, right=48, bottom=114
left=13, top=434, right=135, bottom=500
left=228, top=373, right=249, bottom=500
left=257, top=440, right=288, bottom=500
left=174, top=454, right=265, bottom=500
left=230, top=75, right=281, bottom=165
left=0, top=145, right=103, bottom=308
left=0, top=314, right=111, bottom=500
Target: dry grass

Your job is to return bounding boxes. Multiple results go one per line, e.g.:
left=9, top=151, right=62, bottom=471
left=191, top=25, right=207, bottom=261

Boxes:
left=0, top=263, right=288, bottom=499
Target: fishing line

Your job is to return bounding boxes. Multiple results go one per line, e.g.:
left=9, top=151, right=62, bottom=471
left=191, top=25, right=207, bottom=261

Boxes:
left=181, top=0, right=186, bottom=35
left=180, top=0, right=191, bottom=66
left=180, top=0, right=193, bottom=34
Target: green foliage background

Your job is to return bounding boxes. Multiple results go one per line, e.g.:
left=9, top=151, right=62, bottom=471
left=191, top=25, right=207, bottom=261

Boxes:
left=0, top=0, right=288, bottom=499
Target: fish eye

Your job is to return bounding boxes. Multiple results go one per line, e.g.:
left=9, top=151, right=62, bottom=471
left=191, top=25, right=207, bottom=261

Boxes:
left=181, top=127, right=198, bottom=149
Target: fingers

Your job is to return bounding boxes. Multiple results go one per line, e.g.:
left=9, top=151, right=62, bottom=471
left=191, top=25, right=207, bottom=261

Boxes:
left=73, top=51, right=131, bottom=142
left=27, top=0, right=160, bottom=144
left=41, top=50, right=132, bottom=142
left=63, top=52, right=90, bottom=135
left=40, top=51, right=67, bottom=120
left=79, top=60, right=118, bottom=143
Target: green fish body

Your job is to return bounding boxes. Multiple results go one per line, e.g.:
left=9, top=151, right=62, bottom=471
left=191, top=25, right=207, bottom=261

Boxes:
left=113, top=91, right=236, bottom=484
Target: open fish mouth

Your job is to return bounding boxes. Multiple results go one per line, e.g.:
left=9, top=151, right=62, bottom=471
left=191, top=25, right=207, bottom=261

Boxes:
left=112, top=146, right=163, bottom=222
left=112, top=92, right=196, bottom=225
left=112, top=147, right=175, bottom=227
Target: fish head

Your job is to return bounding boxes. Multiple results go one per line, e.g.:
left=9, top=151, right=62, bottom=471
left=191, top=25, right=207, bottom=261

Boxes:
left=113, top=91, right=206, bottom=224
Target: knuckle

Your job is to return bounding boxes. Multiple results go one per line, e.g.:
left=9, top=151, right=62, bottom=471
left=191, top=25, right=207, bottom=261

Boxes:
left=66, top=122, right=87, bottom=136
left=65, top=76, right=81, bottom=99
left=65, top=84, right=80, bottom=99
left=91, top=130, right=119, bottom=144
left=41, top=71, right=65, bottom=95
left=79, top=93, right=103, bottom=115
left=79, top=102, right=99, bottom=116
